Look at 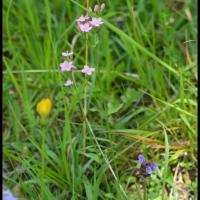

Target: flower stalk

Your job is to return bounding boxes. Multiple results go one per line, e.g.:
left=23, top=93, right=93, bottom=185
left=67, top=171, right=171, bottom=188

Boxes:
left=59, top=0, right=104, bottom=151
left=83, top=0, right=89, bottom=150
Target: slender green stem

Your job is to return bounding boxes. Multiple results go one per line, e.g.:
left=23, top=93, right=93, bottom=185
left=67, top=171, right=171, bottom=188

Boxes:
left=83, top=0, right=89, bottom=150
left=84, top=32, right=88, bottom=116
left=143, top=178, right=147, bottom=200
left=83, top=35, right=88, bottom=149
left=83, top=76, right=87, bottom=150
left=86, top=0, right=89, bottom=14
left=41, top=126, right=46, bottom=199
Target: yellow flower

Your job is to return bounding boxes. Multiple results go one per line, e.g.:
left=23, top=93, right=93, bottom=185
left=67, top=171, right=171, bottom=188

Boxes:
left=36, top=98, right=52, bottom=118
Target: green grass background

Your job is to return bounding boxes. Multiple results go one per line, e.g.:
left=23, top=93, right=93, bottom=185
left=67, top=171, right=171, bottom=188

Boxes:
left=3, top=0, right=197, bottom=199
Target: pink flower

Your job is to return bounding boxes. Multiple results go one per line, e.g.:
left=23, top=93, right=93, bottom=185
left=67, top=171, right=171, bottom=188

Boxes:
left=94, top=4, right=99, bottom=12
left=89, top=17, right=103, bottom=27
left=76, top=15, right=90, bottom=23
left=78, top=22, right=93, bottom=32
left=64, top=80, right=74, bottom=87
left=81, top=65, right=95, bottom=75
left=60, top=61, right=76, bottom=71
left=76, top=15, right=94, bottom=32
left=101, top=3, right=105, bottom=11
left=62, top=52, right=73, bottom=57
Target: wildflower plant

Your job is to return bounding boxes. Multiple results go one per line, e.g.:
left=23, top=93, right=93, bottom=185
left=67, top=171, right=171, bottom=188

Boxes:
left=59, top=1, right=105, bottom=150
left=138, top=154, right=158, bottom=178
left=58, top=2, right=128, bottom=199
left=136, top=154, right=159, bottom=199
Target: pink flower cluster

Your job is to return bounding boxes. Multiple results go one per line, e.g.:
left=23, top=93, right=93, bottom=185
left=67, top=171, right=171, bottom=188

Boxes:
left=59, top=52, right=75, bottom=86
left=60, top=52, right=95, bottom=87
left=60, top=3, right=105, bottom=87
left=76, top=15, right=103, bottom=33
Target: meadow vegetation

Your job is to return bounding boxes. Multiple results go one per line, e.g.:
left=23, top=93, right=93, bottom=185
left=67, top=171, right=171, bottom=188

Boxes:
left=3, top=0, right=197, bottom=199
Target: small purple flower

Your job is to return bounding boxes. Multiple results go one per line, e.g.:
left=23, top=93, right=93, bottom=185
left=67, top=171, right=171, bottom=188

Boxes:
left=89, top=17, right=104, bottom=27
left=78, top=22, right=93, bottom=32
left=101, top=3, right=105, bottom=11
left=76, top=15, right=90, bottom=23
left=138, top=155, right=158, bottom=178
left=3, top=188, right=17, bottom=200
left=3, top=195, right=17, bottom=200
left=60, top=61, right=76, bottom=71
left=94, top=4, right=99, bottom=12
left=146, top=165, right=152, bottom=175
left=81, top=65, right=95, bottom=75
left=152, top=162, right=158, bottom=171
left=138, top=154, right=145, bottom=164
left=62, top=52, right=73, bottom=57
left=64, top=80, right=74, bottom=87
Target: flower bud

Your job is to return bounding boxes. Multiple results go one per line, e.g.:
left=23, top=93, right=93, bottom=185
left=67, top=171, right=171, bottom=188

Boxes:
left=94, top=4, right=99, bottom=12
left=101, top=3, right=105, bottom=11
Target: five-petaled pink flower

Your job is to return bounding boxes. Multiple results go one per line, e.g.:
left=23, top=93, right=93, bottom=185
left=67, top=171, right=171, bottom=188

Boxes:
left=64, top=80, right=74, bottom=87
left=89, top=17, right=104, bottom=27
left=78, top=22, right=93, bottom=32
left=60, top=61, right=76, bottom=71
left=62, top=52, right=73, bottom=57
left=81, top=65, right=95, bottom=75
